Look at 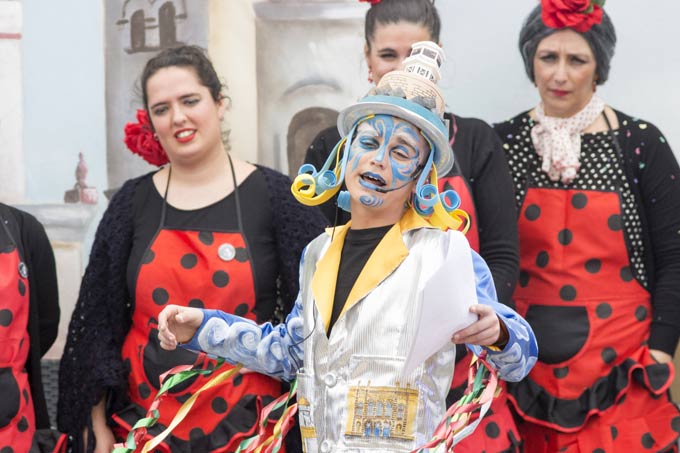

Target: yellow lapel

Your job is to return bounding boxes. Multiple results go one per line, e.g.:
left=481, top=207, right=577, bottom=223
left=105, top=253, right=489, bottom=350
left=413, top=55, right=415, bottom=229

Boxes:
left=311, top=224, right=351, bottom=332
left=339, top=209, right=430, bottom=324
left=311, top=209, right=431, bottom=333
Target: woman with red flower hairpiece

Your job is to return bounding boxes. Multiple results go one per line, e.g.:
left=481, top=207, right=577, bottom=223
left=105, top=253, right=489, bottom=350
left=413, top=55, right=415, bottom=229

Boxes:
left=494, top=1, right=680, bottom=452
left=57, top=45, right=326, bottom=453
left=123, top=109, right=169, bottom=167
left=302, top=0, right=522, bottom=451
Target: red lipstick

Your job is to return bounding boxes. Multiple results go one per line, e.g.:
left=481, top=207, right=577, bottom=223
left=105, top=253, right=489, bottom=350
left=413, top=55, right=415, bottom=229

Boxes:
left=174, top=129, right=196, bottom=143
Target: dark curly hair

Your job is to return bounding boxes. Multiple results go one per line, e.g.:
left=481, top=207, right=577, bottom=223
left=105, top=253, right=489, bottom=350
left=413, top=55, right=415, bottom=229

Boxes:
left=140, top=45, right=225, bottom=110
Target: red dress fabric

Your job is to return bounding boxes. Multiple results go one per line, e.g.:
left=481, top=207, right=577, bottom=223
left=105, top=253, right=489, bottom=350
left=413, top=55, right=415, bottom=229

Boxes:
left=115, top=229, right=282, bottom=452
left=510, top=187, right=679, bottom=452
left=0, top=228, right=35, bottom=452
left=439, top=174, right=522, bottom=453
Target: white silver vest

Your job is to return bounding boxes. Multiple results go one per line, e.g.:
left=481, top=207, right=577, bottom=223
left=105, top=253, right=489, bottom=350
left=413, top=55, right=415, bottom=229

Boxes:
left=296, top=227, right=457, bottom=453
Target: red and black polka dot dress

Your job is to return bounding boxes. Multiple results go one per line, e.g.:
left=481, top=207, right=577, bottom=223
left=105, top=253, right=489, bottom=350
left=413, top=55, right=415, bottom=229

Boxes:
left=497, top=113, right=680, bottom=453
left=0, top=216, right=34, bottom=452
left=439, top=169, right=523, bottom=453
left=112, top=170, right=286, bottom=452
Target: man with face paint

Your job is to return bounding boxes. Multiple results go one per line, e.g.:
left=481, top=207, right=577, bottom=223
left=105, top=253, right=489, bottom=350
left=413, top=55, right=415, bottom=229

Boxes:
left=157, top=42, right=537, bottom=452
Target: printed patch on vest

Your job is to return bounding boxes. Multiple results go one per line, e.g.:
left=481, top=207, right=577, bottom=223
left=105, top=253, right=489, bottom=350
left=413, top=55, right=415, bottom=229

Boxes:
left=345, top=382, right=418, bottom=441
left=298, top=396, right=317, bottom=453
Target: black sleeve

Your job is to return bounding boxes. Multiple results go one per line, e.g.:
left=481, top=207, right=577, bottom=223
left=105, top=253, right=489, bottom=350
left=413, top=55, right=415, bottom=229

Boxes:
left=634, top=123, right=680, bottom=355
left=258, top=166, right=328, bottom=313
left=20, top=211, right=60, bottom=355
left=2, top=205, right=60, bottom=428
left=57, top=177, right=140, bottom=438
left=466, top=120, right=520, bottom=306
left=302, top=126, right=349, bottom=225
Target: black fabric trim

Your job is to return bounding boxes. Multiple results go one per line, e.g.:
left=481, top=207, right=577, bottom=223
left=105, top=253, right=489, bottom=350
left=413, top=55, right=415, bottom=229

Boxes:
left=507, top=359, right=672, bottom=430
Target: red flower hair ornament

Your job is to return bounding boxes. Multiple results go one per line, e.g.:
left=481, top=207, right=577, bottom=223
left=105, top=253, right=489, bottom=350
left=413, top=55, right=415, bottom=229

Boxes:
left=123, top=109, right=169, bottom=167
left=359, top=0, right=382, bottom=4
left=541, top=0, right=605, bottom=33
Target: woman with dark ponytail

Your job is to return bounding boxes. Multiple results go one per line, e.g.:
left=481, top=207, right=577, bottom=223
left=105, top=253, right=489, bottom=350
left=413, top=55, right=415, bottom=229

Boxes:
left=303, top=1, right=522, bottom=452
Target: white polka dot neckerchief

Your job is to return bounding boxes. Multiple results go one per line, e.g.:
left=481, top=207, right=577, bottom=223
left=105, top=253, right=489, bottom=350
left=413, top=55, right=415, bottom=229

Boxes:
left=531, top=95, right=605, bottom=184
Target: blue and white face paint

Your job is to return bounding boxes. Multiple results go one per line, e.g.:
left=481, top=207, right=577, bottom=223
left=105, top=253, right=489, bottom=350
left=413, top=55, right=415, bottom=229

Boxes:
left=292, top=110, right=466, bottom=231
left=344, top=114, right=427, bottom=211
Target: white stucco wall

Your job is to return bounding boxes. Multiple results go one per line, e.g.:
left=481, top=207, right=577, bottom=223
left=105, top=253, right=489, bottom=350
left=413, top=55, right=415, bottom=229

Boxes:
left=21, top=0, right=107, bottom=203
left=209, top=0, right=259, bottom=164
left=15, top=0, right=680, bottom=204
left=0, top=0, right=24, bottom=202
left=438, top=0, right=680, bottom=157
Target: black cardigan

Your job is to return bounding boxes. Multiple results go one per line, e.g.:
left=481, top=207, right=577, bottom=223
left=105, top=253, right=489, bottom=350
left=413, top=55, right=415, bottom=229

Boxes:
left=57, top=165, right=328, bottom=439
left=494, top=109, right=680, bottom=355
left=0, top=203, right=59, bottom=429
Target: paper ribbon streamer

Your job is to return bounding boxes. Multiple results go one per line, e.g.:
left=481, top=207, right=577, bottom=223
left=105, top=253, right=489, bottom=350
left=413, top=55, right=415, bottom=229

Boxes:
left=427, top=165, right=470, bottom=233
left=114, top=352, right=495, bottom=453
left=234, top=378, right=299, bottom=453
left=410, top=352, right=498, bottom=452
left=413, top=156, right=470, bottom=233
left=111, top=355, right=242, bottom=453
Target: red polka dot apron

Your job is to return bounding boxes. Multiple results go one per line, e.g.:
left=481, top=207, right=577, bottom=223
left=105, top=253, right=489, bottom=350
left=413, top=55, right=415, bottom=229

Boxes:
left=439, top=166, right=522, bottom=453
left=113, top=165, right=283, bottom=452
left=509, top=185, right=680, bottom=453
left=0, top=216, right=35, bottom=452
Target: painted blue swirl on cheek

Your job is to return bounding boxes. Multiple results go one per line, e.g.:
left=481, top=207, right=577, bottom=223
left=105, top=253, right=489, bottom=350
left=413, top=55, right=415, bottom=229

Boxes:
left=359, top=194, right=384, bottom=207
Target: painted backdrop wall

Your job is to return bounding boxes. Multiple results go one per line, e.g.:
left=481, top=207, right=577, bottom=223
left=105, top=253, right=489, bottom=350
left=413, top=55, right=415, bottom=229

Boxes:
left=22, top=0, right=107, bottom=202
left=438, top=0, right=680, bottom=145
left=18, top=0, right=680, bottom=204
left=11, top=0, right=680, bottom=363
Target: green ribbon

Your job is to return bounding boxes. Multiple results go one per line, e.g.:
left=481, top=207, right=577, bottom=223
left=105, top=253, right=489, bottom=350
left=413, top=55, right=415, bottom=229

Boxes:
left=111, top=357, right=226, bottom=453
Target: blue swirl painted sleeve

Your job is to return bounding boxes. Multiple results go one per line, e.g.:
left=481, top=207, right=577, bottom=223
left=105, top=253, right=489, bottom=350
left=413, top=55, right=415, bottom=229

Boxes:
left=467, top=250, right=538, bottom=382
left=183, top=247, right=537, bottom=384
left=183, top=293, right=306, bottom=382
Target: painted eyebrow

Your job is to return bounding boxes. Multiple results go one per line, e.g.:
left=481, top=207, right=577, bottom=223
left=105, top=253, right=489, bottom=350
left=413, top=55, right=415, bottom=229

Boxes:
left=393, top=124, right=419, bottom=148
left=149, top=93, right=200, bottom=110
left=395, top=135, right=417, bottom=149
left=356, top=124, right=379, bottom=137
left=536, top=49, right=591, bottom=59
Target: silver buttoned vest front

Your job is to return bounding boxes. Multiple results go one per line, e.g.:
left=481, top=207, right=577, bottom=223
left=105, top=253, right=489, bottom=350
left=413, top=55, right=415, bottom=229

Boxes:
left=295, top=213, right=459, bottom=453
